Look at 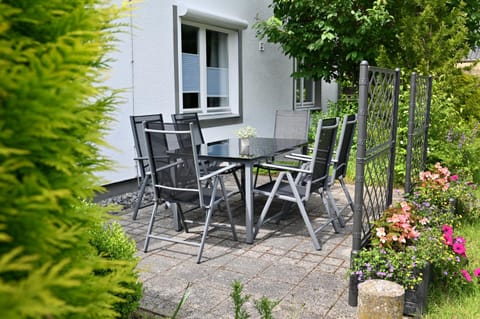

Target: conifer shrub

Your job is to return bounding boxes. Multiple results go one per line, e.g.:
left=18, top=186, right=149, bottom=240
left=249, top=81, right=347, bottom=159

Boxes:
left=90, top=221, right=143, bottom=319
left=0, top=1, right=140, bottom=318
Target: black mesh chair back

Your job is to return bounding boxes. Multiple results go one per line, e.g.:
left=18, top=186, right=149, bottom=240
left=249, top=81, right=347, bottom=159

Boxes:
left=329, top=114, right=357, bottom=218
left=130, top=114, right=164, bottom=179
left=273, top=110, right=310, bottom=140
left=311, top=117, right=339, bottom=190
left=333, top=114, right=357, bottom=179
left=172, top=113, right=243, bottom=197
left=129, top=113, right=163, bottom=219
left=142, top=121, right=237, bottom=263
left=143, top=121, right=200, bottom=205
left=171, top=113, right=205, bottom=145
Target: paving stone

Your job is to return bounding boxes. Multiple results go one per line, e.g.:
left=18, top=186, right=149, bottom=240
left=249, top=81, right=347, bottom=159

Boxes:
left=110, top=176, right=360, bottom=318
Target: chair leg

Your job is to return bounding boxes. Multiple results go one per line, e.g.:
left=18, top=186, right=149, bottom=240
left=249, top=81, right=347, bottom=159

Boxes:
left=144, top=201, right=158, bottom=252
left=196, top=206, right=214, bottom=264
left=339, top=176, right=355, bottom=212
left=321, top=191, right=341, bottom=233
left=219, top=177, right=237, bottom=241
left=132, top=174, right=149, bottom=220
left=285, top=174, right=322, bottom=250
left=253, top=174, right=285, bottom=238
left=325, top=188, right=345, bottom=228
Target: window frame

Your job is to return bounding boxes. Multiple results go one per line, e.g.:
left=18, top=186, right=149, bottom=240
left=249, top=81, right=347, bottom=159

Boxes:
left=293, top=60, right=320, bottom=110
left=174, top=5, right=247, bottom=122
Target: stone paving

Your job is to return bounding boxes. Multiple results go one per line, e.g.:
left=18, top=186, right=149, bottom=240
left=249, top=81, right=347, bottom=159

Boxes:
left=118, top=177, right=359, bottom=318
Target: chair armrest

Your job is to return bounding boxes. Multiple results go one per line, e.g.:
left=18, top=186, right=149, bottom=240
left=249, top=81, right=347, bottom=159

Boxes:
left=199, top=164, right=239, bottom=181
left=285, top=153, right=312, bottom=162
left=260, top=162, right=310, bottom=174
left=153, top=159, right=184, bottom=173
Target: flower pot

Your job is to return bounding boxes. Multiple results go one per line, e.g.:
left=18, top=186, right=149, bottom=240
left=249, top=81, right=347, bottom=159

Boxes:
left=349, top=262, right=431, bottom=316
left=403, top=262, right=431, bottom=316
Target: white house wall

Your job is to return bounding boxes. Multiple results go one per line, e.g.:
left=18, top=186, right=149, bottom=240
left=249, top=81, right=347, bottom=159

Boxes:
left=101, top=0, right=338, bottom=185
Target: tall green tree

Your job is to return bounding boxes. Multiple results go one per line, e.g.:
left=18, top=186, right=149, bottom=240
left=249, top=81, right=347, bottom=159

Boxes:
left=379, top=0, right=471, bottom=75
left=254, top=0, right=393, bottom=82
left=0, top=1, right=140, bottom=318
left=375, top=0, right=480, bottom=182
left=256, top=0, right=480, bottom=82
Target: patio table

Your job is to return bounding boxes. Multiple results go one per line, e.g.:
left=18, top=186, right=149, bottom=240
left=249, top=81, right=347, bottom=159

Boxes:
left=198, top=137, right=308, bottom=244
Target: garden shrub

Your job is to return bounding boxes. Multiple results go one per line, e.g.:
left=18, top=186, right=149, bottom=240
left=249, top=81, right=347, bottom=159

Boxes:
left=0, top=1, right=140, bottom=318
left=90, top=221, right=143, bottom=318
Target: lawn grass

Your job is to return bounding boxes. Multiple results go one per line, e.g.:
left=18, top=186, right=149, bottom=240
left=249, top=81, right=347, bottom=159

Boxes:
left=423, top=219, right=480, bottom=318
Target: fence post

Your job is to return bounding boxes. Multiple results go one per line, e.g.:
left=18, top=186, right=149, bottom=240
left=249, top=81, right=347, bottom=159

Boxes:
left=348, top=60, right=369, bottom=307
left=405, top=72, right=417, bottom=194
left=387, top=68, right=401, bottom=206
left=422, top=75, right=433, bottom=172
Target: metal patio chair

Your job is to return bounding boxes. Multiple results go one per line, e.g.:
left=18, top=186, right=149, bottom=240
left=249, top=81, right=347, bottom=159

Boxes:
left=253, top=117, right=341, bottom=250
left=130, top=113, right=163, bottom=220
left=171, top=113, right=243, bottom=197
left=254, top=109, right=310, bottom=185
left=142, top=121, right=238, bottom=263
left=329, top=114, right=357, bottom=219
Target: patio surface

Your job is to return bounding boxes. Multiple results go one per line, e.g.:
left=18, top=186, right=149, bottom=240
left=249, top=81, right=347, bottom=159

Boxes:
left=118, top=176, right=359, bottom=318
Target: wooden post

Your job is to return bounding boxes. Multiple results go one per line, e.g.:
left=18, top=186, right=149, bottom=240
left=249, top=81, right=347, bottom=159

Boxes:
left=358, top=279, right=405, bottom=319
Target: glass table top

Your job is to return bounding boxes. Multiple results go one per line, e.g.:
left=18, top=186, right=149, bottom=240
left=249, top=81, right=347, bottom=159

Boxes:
left=199, top=137, right=308, bottom=162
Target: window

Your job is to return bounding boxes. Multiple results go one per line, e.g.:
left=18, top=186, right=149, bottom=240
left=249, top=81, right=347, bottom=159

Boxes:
left=295, top=77, right=315, bottom=108
left=179, top=21, right=238, bottom=116
left=294, top=60, right=318, bottom=109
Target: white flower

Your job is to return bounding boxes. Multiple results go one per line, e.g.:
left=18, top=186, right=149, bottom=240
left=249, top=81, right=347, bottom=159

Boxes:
left=237, top=126, right=256, bottom=138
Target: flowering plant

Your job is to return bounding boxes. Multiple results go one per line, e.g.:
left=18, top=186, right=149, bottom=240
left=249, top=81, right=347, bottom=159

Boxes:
left=351, top=163, right=480, bottom=294
left=351, top=200, right=432, bottom=290
left=434, top=224, right=480, bottom=287
left=236, top=126, right=256, bottom=139
left=371, top=201, right=427, bottom=250
left=413, top=162, right=479, bottom=221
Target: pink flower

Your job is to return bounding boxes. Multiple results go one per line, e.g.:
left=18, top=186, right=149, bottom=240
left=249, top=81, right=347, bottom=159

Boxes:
left=419, top=171, right=432, bottom=181
left=400, top=201, right=411, bottom=212
left=376, top=227, right=386, bottom=238
left=419, top=217, right=429, bottom=225
left=450, top=175, right=459, bottom=181
left=474, top=268, right=480, bottom=277
left=453, top=243, right=466, bottom=255
left=442, top=224, right=453, bottom=235
left=443, top=233, right=453, bottom=246
left=461, top=269, right=472, bottom=282
left=455, top=236, right=466, bottom=244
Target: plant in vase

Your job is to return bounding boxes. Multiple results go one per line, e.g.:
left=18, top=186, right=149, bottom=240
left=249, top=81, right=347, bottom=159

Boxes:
left=236, top=126, right=256, bottom=155
left=350, top=200, right=438, bottom=314
left=351, top=200, right=431, bottom=289
left=236, top=126, right=256, bottom=139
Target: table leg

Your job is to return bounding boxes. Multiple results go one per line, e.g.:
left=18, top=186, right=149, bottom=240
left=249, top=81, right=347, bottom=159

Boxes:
left=244, top=163, right=254, bottom=244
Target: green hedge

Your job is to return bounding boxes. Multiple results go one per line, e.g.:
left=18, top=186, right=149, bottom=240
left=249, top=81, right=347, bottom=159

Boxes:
left=0, top=1, right=140, bottom=318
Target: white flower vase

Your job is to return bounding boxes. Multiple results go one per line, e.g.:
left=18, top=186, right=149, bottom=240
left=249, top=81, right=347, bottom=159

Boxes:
left=240, top=138, right=250, bottom=155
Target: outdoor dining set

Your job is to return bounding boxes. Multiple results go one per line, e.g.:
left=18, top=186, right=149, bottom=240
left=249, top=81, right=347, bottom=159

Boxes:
left=129, top=110, right=357, bottom=263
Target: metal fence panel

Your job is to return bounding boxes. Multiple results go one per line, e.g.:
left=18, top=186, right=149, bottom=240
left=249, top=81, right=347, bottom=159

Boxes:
left=349, top=61, right=400, bottom=306
left=405, top=73, right=433, bottom=193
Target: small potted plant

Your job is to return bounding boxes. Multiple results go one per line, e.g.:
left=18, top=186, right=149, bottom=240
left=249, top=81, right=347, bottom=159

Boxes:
left=236, top=126, right=256, bottom=155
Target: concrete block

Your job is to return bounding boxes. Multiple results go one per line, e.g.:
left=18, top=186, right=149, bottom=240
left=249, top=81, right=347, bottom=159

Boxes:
left=358, top=279, right=404, bottom=319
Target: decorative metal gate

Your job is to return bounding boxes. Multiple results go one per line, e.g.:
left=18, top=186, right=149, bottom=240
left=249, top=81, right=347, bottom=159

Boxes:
left=405, top=73, right=433, bottom=193
left=349, top=61, right=400, bottom=306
